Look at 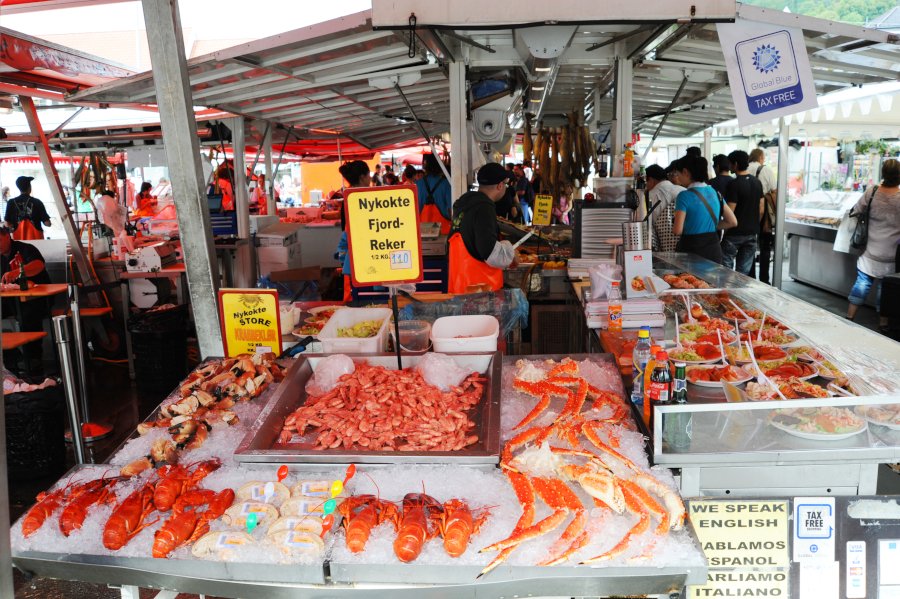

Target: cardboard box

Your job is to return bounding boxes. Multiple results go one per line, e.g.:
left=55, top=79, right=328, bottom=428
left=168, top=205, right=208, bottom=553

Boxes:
left=257, top=243, right=301, bottom=264
left=250, top=215, right=279, bottom=235
left=623, top=249, right=653, bottom=298
left=258, top=222, right=302, bottom=247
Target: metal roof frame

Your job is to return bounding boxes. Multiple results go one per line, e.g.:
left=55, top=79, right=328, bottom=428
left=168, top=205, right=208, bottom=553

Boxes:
left=68, top=4, right=899, bottom=147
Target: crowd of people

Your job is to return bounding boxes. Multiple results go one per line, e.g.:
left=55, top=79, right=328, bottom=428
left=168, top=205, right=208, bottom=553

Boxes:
left=647, top=146, right=778, bottom=284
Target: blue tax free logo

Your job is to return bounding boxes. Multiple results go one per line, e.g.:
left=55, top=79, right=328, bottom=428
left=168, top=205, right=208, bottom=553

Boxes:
left=736, top=30, right=803, bottom=115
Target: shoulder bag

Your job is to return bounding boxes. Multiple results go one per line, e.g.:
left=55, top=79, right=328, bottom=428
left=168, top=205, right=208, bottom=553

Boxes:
left=689, top=187, right=731, bottom=232
left=850, top=185, right=878, bottom=252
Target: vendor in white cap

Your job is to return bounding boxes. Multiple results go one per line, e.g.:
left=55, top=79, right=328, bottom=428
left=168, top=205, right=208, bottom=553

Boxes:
left=4, top=176, right=51, bottom=239
left=447, top=162, right=518, bottom=294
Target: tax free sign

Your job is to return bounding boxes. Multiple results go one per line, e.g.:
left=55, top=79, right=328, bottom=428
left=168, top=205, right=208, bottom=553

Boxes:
left=717, top=20, right=818, bottom=127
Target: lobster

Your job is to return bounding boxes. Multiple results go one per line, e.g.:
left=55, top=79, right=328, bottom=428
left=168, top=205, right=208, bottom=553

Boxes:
left=102, top=484, right=158, bottom=550
left=338, top=494, right=399, bottom=553
left=59, top=476, right=120, bottom=537
left=153, top=458, right=221, bottom=512
left=152, top=488, right=235, bottom=558
left=21, top=479, right=77, bottom=537
left=393, top=493, right=443, bottom=563
left=434, top=499, right=488, bottom=558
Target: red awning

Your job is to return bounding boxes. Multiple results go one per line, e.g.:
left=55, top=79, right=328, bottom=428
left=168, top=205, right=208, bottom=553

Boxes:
left=0, top=27, right=133, bottom=92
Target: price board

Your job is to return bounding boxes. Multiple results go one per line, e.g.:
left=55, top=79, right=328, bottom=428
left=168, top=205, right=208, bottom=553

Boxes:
left=344, top=185, right=424, bottom=286
left=217, top=288, right=282, bottom=356
left=532, top=194, right=553, bottom=226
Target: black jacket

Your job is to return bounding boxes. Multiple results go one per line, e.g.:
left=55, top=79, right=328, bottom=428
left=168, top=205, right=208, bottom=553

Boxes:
left=450, top=191, right=499, bottom=262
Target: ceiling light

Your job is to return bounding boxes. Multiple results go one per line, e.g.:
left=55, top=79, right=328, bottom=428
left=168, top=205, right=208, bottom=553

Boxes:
left=530, top=98, right=542, bottom=103
left=532, top=86, right=545, bottom=91
left=535, top=67, right=552, bottom=73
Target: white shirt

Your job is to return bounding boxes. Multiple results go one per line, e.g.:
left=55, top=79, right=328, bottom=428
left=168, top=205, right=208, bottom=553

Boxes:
left=749, top=161, right=777, bottom=194
left=650, top=180, right=685, bottom=252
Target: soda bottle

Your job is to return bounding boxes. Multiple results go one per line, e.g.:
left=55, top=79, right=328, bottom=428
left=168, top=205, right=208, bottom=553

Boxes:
left=665, top=362, right=692, bottom=449
left=623, top=144, right=635, bottom=178
left=607, top=281, right=623, bottom=331
left=631, top=328, right=652, bottom=407
left=647, top=351, right=672, bottom=435
left=643, top=343, right=662, bottom=424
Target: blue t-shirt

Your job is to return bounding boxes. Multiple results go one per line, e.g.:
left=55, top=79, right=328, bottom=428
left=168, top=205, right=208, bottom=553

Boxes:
left=415, top=175, right=452, bottom=220
left=675, top=185, right=721, bottom=235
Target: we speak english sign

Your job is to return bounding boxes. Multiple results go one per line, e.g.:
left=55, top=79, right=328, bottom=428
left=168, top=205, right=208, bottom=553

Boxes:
left=717, top=19, right=818, bottom=127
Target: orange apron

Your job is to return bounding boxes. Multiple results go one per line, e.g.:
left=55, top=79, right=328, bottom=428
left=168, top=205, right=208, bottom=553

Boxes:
left=447, top=232, right=503, bottom=294
left=14, top=219, right=43, bottom=240
left=421, top=203, right=451, bottom=235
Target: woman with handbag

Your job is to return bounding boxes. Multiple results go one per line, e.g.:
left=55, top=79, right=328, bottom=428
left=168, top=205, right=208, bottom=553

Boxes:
left=846, top=159, right=900, bottom=329
left=672, top=155, right=737, bottom=264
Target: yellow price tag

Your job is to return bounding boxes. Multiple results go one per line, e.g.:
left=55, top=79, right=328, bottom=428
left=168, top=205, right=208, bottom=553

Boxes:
left=217, top=289, right=282, bottom=357
left=344, top=185, right=423, bottom=286
left=532, top=194, right=553, bottom=226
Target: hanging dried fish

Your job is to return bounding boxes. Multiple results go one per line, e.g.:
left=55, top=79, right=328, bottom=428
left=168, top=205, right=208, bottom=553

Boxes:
left=522, top=115, right=533, bottom=166
left=549, top=129, right=560, bottom=199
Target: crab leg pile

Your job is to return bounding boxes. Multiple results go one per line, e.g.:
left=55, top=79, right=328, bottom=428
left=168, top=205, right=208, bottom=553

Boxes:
left=479, top=358, right=686, bottom=576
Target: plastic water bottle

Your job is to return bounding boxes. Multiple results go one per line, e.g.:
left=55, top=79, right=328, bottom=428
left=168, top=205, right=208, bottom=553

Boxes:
left=607, top=281, right=623, bottom=331
left=631, top=328, right=652, bottom=406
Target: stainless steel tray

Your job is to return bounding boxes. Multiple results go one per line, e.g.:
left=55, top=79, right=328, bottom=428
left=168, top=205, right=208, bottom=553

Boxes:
left=328, top=561, right=706, bottom=590
left=233, top=352, right=502, bottom=467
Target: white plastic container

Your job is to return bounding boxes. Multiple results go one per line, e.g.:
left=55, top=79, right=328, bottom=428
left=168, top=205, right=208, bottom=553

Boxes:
left=431, top=315, right=499, bottom=353
left=318, top=307, right=392, bottom=353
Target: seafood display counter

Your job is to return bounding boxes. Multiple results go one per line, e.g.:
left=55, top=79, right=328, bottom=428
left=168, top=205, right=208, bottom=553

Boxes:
left=648, top=254, right=900, bottom=495
left=10, top=350, right=708, bottom=598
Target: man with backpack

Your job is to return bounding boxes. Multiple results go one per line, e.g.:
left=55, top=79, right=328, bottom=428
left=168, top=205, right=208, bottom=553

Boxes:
left=4, top=176, right=51, bottom=239
left=749, top=148, right=778, bottom=284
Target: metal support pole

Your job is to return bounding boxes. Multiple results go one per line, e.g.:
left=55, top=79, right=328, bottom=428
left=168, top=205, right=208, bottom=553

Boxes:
left=141, top=0, right=223, bottom=357
left=703, top=128, right=713, bottom=162
left=774, top=118, right=789, bottom=289
left=612, top=55, right=633, bottom=167
left=642, top=76, right=688, bottom=163
left=53, top=315, right=88, bottom=465
left=69, top=284, right=90, bottom=422
left=273, top=126, right=295, bottom=181
left=264, top=126, right=275, bottom=216
left=19, top=96, right=94, bottom=286
left=0, top=302, right=15, bottom=599
left=232, top=117, right=250, bottom=240
left=449, top=61, right=470, bottom=203
left=250, top=121, right=270, bottom=175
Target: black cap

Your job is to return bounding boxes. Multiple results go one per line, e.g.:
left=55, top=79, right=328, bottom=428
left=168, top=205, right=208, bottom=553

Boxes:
left=15, top=176, right=33, bottom=189
left=476, top=162, right=514, bottom=185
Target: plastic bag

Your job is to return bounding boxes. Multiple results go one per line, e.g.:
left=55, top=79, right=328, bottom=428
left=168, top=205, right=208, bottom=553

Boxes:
left=416, top=353, right=468, bottom=391
left=588, top=263, right=623, bottom=300
left=305, top=354, right=355, bottom=395
left=396, top=288, right=529, bottom=337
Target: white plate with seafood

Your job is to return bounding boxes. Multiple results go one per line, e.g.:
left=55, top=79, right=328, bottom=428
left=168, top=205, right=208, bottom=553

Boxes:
left=686, top=365, right=754, bottom=388
left=854, top=405, right=900, bottom=431
left=769, top=407, right=867, bottom=441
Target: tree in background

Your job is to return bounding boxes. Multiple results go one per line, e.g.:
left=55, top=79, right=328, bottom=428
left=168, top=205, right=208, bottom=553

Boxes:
left=744, top=0, right=898, bottom=25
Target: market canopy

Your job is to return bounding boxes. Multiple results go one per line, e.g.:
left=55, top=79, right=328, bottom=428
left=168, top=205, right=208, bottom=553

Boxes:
left=69, top=3, right=900, bottom=147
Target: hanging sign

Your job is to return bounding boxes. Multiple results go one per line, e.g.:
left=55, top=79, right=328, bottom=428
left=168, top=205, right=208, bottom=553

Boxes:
left=217, top=289, right=282, bottom=356
left=344, top=185, right=423, bottom=286
left=532, top=194, right=554, bottom=226
left=716, top=19, right=818, bottom=127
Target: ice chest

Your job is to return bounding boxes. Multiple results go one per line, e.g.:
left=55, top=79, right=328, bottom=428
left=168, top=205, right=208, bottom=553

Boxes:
left=317, top=307, right=391, bottom=353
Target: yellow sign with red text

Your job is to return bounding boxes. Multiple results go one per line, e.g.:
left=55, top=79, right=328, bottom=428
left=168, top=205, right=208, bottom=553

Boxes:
left=344, top=185, right=423, bottom=286
left=217, top=289, right=282, bottom=357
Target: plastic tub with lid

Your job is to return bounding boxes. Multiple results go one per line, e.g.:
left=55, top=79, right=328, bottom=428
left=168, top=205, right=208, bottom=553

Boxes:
left=431, top=315, right=499, bottom=353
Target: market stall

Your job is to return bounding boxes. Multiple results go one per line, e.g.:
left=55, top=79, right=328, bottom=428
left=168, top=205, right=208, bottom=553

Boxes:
left=10, top=347, right=707, bottom=597
left=574, top=252, right=900, bottom=497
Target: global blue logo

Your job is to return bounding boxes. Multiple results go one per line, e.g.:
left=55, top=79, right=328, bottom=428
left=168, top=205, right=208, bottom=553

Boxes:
left=752, top=44, right=781, bottom=73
